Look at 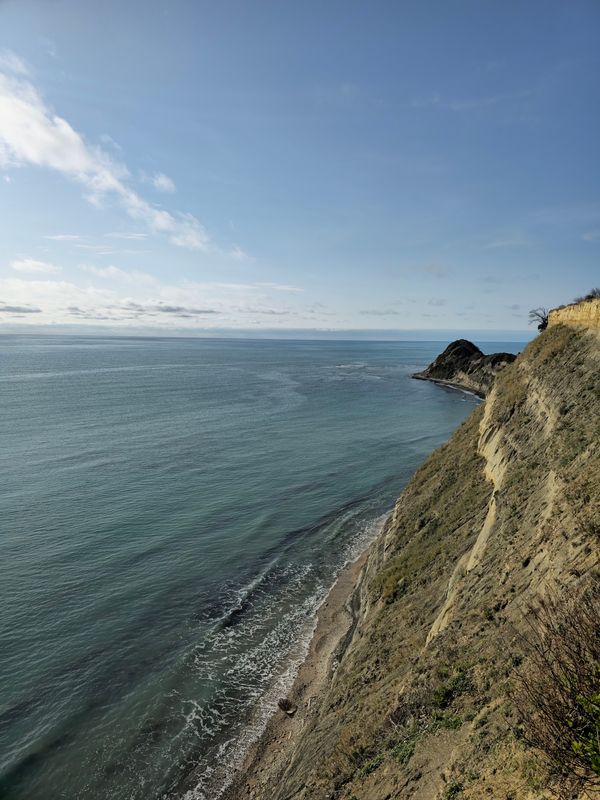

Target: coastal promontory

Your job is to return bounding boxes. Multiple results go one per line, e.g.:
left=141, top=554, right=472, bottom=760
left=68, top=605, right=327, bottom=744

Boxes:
left=412, top=339, right=517, bottom=397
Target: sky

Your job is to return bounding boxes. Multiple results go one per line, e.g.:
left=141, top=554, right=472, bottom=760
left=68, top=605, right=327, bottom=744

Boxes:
left=0, top=0, right=598, bottom=337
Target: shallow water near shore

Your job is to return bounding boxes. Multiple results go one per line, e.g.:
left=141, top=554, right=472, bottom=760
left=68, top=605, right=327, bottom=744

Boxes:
left=0, top=335, right=521, bottom=799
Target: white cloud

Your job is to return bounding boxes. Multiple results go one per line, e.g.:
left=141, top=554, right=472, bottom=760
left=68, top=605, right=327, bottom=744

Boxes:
left=75, top=243, right=115, bottom=255
left=150, top=172, right=176, bottom=193
left=227, top=245, right=250, bottom=261
left=0, top=271, right=313, bottom=329
left=100, top=133, right=122, bottom=152
left=0, top=50, right=29, bottom=76
left=81, top=265, right=129, bottom=279
left=106, top=232, right=147, bottom=240
left=0, top=277, right=116, bottom=318
left=256, top=282, right=303, bottom=292
left=10, top=257, right=61, bottom=274
left=45, top=234, right=81, bottom=241
left=0, top=64, right=211, bottom=251
left=80, top=264, right=155, bottom=283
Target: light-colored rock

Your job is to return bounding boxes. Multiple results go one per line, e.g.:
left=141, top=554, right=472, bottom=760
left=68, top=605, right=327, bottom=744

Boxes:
left=549, top=297, right=600, bottom=329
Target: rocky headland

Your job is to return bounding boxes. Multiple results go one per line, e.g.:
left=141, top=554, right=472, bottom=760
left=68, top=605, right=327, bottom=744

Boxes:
left=412, top=339, right=517, bottom=398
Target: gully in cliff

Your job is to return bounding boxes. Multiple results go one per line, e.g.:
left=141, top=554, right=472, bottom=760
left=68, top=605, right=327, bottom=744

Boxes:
left=412, top=338, right=516, bottom=397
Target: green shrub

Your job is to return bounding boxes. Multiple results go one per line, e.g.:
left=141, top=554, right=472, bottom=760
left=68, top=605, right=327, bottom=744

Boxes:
left=390, top=737, right=416, bottom=765
left=356, top=752, right=384, bottom=778
left=444, top=780, right=464, bottom=798
left=432, top=668, right=474, bottom=709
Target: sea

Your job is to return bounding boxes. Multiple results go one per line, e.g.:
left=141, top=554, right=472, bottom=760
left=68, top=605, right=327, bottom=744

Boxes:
left=0, top=335, right=522, bottom=799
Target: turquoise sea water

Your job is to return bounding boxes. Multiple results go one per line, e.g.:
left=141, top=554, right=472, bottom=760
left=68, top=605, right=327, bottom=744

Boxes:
left=0, top=335, right=521, bottom=799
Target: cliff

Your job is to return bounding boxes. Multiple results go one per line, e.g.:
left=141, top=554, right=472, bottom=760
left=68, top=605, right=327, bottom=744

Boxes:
left=241, top=320, right=599, bottom=799
left=549, top=297, right=600, bottom=330
left=412, top=339, right=517, bottom=397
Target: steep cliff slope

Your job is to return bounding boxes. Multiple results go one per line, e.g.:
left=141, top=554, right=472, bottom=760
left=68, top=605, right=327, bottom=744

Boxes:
left=251, top=322, right=599, bottom=800
left=412, top=339, right=516, bottom=397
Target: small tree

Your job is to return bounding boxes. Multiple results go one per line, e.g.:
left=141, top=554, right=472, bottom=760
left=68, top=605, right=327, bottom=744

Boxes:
left=529, top=307, right=549, bottom=331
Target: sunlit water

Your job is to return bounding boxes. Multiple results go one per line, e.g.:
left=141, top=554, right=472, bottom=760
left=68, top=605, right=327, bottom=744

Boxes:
left=0, top=335, right=521, bottom=799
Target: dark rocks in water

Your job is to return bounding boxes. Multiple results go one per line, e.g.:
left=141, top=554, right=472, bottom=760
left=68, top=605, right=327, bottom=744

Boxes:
left=412, top=339, right=516, bottom=397
left=277, top=698, right=297, bottom=716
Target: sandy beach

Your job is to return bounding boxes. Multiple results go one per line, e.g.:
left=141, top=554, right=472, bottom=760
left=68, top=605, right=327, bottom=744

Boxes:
left=222, top=545, right=372, bottom=799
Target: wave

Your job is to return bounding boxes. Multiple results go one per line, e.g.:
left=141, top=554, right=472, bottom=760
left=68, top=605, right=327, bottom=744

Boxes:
left=214, top=558, right=280, bottom=629
left=170, top=513, right=388, bottom=800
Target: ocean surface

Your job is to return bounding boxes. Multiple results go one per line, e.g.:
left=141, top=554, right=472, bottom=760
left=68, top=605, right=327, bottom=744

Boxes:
left=0, top=335, right=522, bottom=799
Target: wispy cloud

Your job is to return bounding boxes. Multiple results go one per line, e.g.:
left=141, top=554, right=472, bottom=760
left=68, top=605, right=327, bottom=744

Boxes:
left=0, top=49, right=29, bottom=76
left=227, top=245, right=250, bottom=261
left=105, top=232, right=148, bottom=240
left=255, top=282, right=303, bottom=293
left=80, top=264, right=155, bottom=281
left=185, top=281, right=303, bottom=293
left=146, top=171, right=176, bottom=193
left=359, top=308, right=403, bottom=316
left=75, top=243, right=115, bottom=255
left=483, top=235, right=532, bottom=249
left=237, top=307, right=291, bottom=316
left=0, top=52, right=212, bottom=251
left=10, top=257, right=61, bottom=274
left=45, top=234, right=81, bottom=241
left=99, top=133, right=122, bottom=152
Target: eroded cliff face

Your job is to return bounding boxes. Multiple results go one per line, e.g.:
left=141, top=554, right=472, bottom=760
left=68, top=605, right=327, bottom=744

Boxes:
left=549, top=298, right=600, bottom=330
left=254, top=323, right=599, bottom=800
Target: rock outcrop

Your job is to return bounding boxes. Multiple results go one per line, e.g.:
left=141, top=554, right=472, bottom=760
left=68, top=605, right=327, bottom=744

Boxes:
left=241, top=321, right=599, bottom=800
left=412, top=339, right=517, bottom=397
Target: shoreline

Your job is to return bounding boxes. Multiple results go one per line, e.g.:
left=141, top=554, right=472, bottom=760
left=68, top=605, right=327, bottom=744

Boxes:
left=412, top=373, right=485, bottom=399
left=221, top=537, right=376, bottom=800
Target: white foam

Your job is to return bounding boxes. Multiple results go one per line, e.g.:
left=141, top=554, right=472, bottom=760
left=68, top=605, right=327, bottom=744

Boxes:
left=182, top=513, right=389, bottom=800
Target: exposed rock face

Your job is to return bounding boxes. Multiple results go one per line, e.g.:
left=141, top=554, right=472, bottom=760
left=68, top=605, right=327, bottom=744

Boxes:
left=412, top=338, right=517, bottom=397
left=244, top=322, right=599, bottom=800
left=549, top=297, right=600, bottom=329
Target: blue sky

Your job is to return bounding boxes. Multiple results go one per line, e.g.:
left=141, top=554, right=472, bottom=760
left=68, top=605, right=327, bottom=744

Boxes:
left=0, top=0, right=598, bottom=336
